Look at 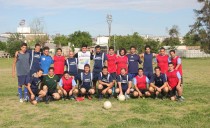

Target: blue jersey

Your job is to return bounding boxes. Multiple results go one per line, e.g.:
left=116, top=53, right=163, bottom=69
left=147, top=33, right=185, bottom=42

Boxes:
left=150, top=73, right=166, bottom=87
left=29, top=50, right=42, bottom=74
left=65, top=58, right=78, bottom=75
left=143, top=53, right=153, bottom=73
left=92, top=52, right=107, bottom=72
left=40, top=55, right=53, bottom=74
left=127, top=54, right=142, bottom=74
left=98, top=72, right=113, bottom=84
left=29, top=75, right=41, bottom=92
left=78, top=72, right=93, bottom=88
left=117, top=74, right=132, bottom=87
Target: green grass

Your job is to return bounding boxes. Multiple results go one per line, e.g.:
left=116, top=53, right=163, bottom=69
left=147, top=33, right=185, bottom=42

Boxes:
left=0, top=58, right=210, bottom=128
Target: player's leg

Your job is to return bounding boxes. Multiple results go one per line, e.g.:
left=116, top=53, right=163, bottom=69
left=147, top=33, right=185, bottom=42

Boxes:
left=80, top=87, right=86, bottom=96
left=87, top=88, right=95, bottom=100
left=169, top=88, right=176, bottom=101
left=17, top=76, right=24, bottom=102
left=52, top=92, right=61, bottom=100
left=176, top=84, right=183, bottom=101
left=133, top=91, right=139, bottom=98
left=98, top=84, right=104, bottom=99
left=145, top=90, right=151, bottom=97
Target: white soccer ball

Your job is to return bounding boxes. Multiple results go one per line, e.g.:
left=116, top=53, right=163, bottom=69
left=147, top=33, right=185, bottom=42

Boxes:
left=118, top=94, right=126, bottom=101
left=103, top=101, right=112, bottom=109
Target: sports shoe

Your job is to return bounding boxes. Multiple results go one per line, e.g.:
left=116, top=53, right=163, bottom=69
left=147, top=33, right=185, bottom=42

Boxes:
left=98, top=94, right=103, bottom=100
left=45, top=96, right=51, bottom=104
left=19, top=99, right=23, bottom=103
left=181, top=96, right=185, bottom=100
left=125, top=93, right=130, bottom=100
left=24, top=96, right=29, bottom=102
left=177, top=97, right=184, bottom=102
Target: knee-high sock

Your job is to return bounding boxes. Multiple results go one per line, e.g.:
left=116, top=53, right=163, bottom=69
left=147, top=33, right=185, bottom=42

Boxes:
left=24, top=86, right=28, bottom=99
left=18, top=87, right=22, bottom=99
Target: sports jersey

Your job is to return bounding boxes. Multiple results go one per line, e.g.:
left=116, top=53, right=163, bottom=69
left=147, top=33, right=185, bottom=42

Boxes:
left=43, top=75, right=59, bottom=92
left=65, top=58, right=78, bottom=75
left=29, top=50, right=41, bottom=75
left=106, top=54, right=117, bottom=73
left=150, top=73, right=166, bottom=87
left=156, top=54, right=169, bottom=73
left=98, top=72, right=113, bottom=84
left=116, top=56, right=128, bottom=75
left=143, top=53, right=153, bottom=73
left=117, top=74, right=132, bottom=86
left=166, top=70, right=181, bottom=89
left=92, top=52, right=107, bottom=72
left=16, top=51, right=30, bottom=76
left=133, top=75, right=149, bottom=89
left=127, top=54, right=142, bottom=74
left=59, top=77, right=76, bottom=92
left=78, top=72, right=93, bottom=88
left=29, top=75, right=41, bottom=94
left=76, top=51, right=91, bottom=70
left=40, top=55, right=53, bottom=74
left=169, top=56, right=183, bottom=76
left=54, top=55, right=65, bottom=75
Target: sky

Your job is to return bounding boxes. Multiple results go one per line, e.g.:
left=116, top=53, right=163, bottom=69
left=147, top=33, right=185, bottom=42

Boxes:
left=0, top=0, right=201, bottom=37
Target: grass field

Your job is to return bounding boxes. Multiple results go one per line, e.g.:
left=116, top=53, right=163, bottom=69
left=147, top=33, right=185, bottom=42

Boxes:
left=0, top=58, right=210, bottom=128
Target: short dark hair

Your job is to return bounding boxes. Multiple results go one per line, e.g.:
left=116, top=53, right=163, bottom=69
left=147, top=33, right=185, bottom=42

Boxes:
left=121, top=68, right=127, bottom=71
left=154, top=66, right=161, bottom=71
left=169, top=50, right=176, bottom=54
left=160, top=47, right=165, bottom=51
left=37, top=69, right=44, bottom=72
left=48, top=67, right=54, bottom=71
left=168, top=62, right=174, bottom=66
left=138, top=68, right=143, bottom=71
left=43, top=46, right=49, bottom=51
left=81, top=44, right=88, bottom=48
left=35, top=43, right=41, bottom=47
left=145, top=45, right=151, bottom=50
left=95, top=45, right=101, bottom=49
left=84, top=64, right=90, bottom=68
left=109, top=46, right=114, bottom=50
left=63, top=71, right=69, bottom=75
left=21, top=43, right=27, bottom=47
left=119, top=48, right=127, bottom=55
left=56, top=48, right=62, bottom=52
left=102, top=66, right=108, bottom=70
left=130, top=46, right=136, bottom=50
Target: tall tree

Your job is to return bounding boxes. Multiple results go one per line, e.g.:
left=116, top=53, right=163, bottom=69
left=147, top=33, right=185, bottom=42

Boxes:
left=190, top=0, right=210, bottom=53
left=68, top=31, right=92, bottom=48
left=53, top=35, right=69, bottom=47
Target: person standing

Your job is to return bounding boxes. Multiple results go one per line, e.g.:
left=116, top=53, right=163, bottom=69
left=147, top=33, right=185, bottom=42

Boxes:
left=156, top=47, right=169, bottom=74
left=53, top=48, right=65, bottom=79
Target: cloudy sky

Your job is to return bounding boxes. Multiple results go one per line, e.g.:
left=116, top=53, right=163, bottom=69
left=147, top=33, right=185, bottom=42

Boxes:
left=0, top=0, right=200, bottom=37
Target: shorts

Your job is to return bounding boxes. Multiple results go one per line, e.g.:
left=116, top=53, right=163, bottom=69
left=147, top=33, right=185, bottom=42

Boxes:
left=47, top=90, right=58, bottom=96
left=18, top=75, right=30, bottom=86
left=144, top=71, right=153, bottom=80
left=110, top=73, right=117, bottom=80
left=31, top=89, right=41, bottom=97
left=93, top=71, right=100, bottom=81
left=80, top=85, right=92, bottom=92
left=118, top=85, right=128, bottom=93
left=128, top=73, right=138, bottom=79
left=135, top=89, right=148, bottom=94
left=169, top=88, right=177, bottom=97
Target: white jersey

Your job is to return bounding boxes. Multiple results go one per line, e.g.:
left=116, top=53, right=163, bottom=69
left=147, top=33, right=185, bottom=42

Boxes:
left=78, top=51, right=91, bottom=70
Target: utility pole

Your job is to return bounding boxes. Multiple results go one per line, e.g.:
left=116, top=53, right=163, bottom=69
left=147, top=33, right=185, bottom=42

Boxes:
left=106, top=14, right=112, bottom=47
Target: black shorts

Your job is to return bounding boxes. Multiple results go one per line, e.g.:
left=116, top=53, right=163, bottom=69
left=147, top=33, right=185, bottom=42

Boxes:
left=93, top=71, right=100, bottom=81
left=135, top=89, right=148, bottom=94
left=80, top=85, right=92, bottom=92
left=169, top=88, right=177, bottom=97
left=47, top=90, right=58, bottom=96
left=110, top=73, right=117, bottom=80
left=31, top=89, right=41, bottom=97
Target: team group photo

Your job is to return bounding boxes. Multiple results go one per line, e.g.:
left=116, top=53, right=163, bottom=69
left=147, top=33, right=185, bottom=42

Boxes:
left=0, top=0, right=210, bottom=128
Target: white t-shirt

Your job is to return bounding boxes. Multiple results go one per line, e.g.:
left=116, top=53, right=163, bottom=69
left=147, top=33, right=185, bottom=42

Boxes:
left=78, top=51, right=91, bottom=70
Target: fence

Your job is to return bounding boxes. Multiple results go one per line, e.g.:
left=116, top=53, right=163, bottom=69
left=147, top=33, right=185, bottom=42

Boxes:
left=166, top=50, right=210, bottom=58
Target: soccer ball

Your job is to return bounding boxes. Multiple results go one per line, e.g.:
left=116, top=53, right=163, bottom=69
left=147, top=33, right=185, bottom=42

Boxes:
left=118, top=94, right=126, bottom=101
left=103, top=101, right=112, bottom=109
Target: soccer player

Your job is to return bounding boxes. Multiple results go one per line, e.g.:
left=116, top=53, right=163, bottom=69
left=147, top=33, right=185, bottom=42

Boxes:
left=40, top=46, right=53, bottom=75
left=12, top=43, right=30, bottom=102
left=74, top=44, right=91, bottom=74
left=116, top=48, right=128, bottom=75
left=106, top=46, right=117, bottom=81
left=140, top=45, right=156, bottom=80
left=149, top=67, right=169, bottom=99
left=166, top=62, right=183, bottom=101
left=133, top=68, right=151, bottom=98
left=58, top=71, right=78, bottom=100
left=98, top=66, right=114, bottom=99
left=29, top=43, right=42, bottom=76
left=91, top=45, right=107, bottom=90
left=42, top=67, right=61, bottom=103
left=78, top=64, right=95, bottom=100
left=27, top=69, right=46, bottom=105
left=115, top=68, right=132, bottom=99
left=156, top=47, right=169, bottom=74
left=127, top=46, right=142, bottom=79
left=53, top=48, right=65, bottom=79
left=65, top=51, right=78, bottom=82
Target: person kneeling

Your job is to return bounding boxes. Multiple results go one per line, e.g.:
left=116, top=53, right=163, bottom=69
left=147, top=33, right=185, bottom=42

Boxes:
left=78, top=64, right=95, bottom=100
left=133, top=68, right=151, bottom=99
left=42, top=67, right=61, bottom=104
left=149, top=67, right=169, bottom=99
left=166, top=62, right=183, bottom=102
left=59, top=71, right=78, bottom=100
left=98, top=66, right=114, bottom=100
left=27, top=69, right=46, bottom=105
left=115, top=68, right=132, bottom=99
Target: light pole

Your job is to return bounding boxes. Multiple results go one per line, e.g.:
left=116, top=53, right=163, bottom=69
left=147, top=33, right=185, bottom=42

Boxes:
left=107, top=14, right=112, bottom=47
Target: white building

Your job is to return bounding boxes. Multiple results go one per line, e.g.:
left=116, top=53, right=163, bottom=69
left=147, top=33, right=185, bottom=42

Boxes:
left=96, top=36, right=109, bottom=46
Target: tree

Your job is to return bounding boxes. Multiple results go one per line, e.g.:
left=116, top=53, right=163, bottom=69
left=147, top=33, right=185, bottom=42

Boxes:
left=183, top=32, right=201, bottom=46
left=0, top=41, right=7, bottom=51
left=69, top=31, right=92, bottom=48
left=53, top=35, right=69, bottom=47
left=190, top=0, right=210, bottom=53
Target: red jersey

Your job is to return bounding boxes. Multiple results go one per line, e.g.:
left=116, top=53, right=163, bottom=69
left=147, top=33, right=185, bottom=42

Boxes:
left=107, top=54, right=117, bottom=73
left=171, top=56, right=183, bottom=76
left=135, top=75, right=147, bottom=90
left=54, top=55, right=65, bottom=75
left=116, top=55, right=128, bottom=75
left=61, top=77, right=73, bottom=92
left=156, top=54, right=169, bottom=73
left=166, top=70, right=179, bottom=89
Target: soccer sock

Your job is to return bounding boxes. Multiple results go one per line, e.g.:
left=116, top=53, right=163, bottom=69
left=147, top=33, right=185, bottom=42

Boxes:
left=18, top=87, right=22, bottom=99
left=24, top=86, right=28, bottom=99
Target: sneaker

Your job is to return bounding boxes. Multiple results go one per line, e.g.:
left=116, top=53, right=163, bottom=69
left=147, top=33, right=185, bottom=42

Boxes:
left=125, top=93, right=130, bottom=100
left=19, top=99, right=23, bottom=103
left=45, top=96, right=51, bottom=104
left=24, top=96, right=29, bottom=102
left=70, top=96, right=76, bottom=100
left=98, top=94, right=103, bottom=100
left=177, top=97, right=184, bottom=102
left=36, top=97, right=41, bottom=102
left=181, top=96, right=185, bottom=100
